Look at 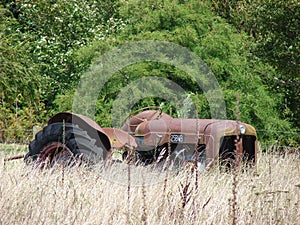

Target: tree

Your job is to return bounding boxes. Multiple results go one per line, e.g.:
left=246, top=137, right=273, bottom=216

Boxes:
left=63, top=0, right=292, bottom=143
left=2, top=0, right=124, bottom=105
left=0, top=6, right=44, bottom=141
left=212, top=0, right=300, bottom=130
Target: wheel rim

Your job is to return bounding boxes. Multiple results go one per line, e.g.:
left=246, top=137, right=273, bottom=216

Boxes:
left=38, top=142, right=74, bottom=166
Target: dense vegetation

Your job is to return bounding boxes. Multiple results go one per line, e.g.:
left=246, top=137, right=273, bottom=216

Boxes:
left=0, top=0, right=299, bottom=146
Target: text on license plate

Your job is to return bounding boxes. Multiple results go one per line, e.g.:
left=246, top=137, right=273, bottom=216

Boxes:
left=170, top=134, right=184, bottom=143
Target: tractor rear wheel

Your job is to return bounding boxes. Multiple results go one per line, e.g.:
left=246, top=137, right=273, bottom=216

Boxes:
left=25, top=122, right=106, bottom=167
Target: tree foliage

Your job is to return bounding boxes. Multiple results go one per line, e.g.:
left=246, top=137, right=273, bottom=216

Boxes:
left=212, top=0, right=300, bottom=129
left=0, top=6, right=45, bottom=142
left=1, top=0, right=298, bottom=145
left=104, top=0, right=292, bottom=141
left=0, top=0, right=123, bottom=141
left=2, top=0, right=124, bottom=103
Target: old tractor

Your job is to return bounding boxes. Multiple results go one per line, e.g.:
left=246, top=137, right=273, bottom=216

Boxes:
left=24, top=107, right=258, bottom=169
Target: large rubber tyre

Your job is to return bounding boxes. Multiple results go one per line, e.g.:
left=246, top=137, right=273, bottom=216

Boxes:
left=25, top=122, right=106, bottom=166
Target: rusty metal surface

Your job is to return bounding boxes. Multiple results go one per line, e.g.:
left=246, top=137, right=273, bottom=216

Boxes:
left=31, top=109, right=258, bottom=168
left=48, top=112, right=138, bottom=152
left=121, top=109, right=172, bottom=133
left=102, top=128, right=137, bottom=149
left=134, top=118, right=257, bottom=144
left=4, top=154, right=25, bottom=162
left=48, top=112, right=112, bottom=153
left=129, top=111, right=258, bottom=167
left=38, top=142, right=73, bottom=164
left=48, top=112, right=105, bottom=133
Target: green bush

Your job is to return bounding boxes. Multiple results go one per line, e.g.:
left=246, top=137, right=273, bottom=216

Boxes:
left=70, top=0, right=293, bottom=143
left=1, top=0, right=297, bottom=146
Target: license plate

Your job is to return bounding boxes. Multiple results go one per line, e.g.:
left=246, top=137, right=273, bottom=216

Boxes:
left=170, top=134, right=184, bottom=143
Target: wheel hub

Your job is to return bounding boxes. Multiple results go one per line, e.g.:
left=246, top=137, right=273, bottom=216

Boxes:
left=38, top=142, right=74, bottom=166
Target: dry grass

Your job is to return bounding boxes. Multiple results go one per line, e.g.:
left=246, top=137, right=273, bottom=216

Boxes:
left=1, top=146, right=300, bottom=225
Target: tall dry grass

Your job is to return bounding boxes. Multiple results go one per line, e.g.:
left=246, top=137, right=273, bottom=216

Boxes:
left=1, top=146, right=300, bottom=225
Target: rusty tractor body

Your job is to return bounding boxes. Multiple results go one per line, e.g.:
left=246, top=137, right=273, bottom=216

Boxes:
left=25, top=108, right=258, bottom=169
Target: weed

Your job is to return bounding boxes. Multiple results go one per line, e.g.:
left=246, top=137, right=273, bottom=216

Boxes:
left=0, top=145, right=300, bottom=224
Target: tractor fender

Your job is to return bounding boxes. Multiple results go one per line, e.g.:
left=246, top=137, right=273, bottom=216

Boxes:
left=48, top=112, right=113, bottom=153
left=48, top=112, right=137, bottom=152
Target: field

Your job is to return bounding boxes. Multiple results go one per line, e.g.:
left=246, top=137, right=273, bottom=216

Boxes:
left=1, top=144, right=300, bottom=225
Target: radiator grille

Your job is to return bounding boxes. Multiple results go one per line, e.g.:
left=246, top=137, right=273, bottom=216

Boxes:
left=219, top=135, right=256, bottom=168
